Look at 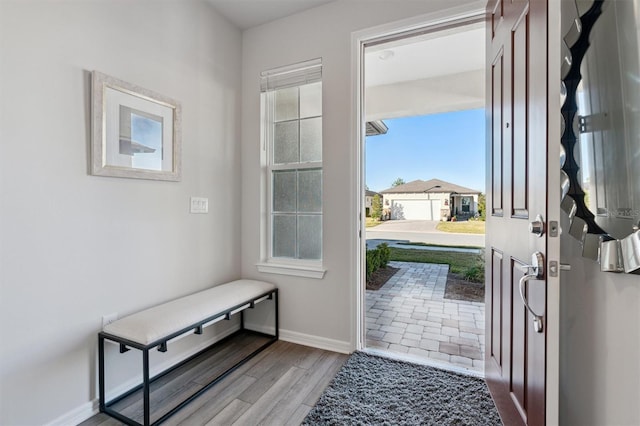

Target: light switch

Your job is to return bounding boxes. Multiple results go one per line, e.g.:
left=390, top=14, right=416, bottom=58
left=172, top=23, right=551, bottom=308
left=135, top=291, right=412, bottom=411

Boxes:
left=190, top=197, right=209, bottom=214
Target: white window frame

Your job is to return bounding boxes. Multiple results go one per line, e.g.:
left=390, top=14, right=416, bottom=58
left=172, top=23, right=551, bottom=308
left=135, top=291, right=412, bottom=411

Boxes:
left=256, top=59, right=326, bottom=279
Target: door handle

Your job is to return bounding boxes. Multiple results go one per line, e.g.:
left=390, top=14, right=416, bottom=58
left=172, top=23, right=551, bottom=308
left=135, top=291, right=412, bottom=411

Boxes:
left=518, top=252, right=545, bottom=333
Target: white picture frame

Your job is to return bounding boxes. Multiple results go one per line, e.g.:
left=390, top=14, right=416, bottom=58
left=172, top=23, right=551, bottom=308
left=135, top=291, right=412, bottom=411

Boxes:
left=91, top=71, right=181, bottom=181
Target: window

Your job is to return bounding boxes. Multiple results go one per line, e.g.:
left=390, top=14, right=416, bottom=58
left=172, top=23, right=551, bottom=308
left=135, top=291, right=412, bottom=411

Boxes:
left=257, top=59, right=325, bottom=278
left=462, top=197, right=471, bottom=212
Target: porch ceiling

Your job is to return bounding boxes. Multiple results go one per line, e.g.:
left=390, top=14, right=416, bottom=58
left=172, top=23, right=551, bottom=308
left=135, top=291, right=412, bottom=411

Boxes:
left=365, top=23, right=485, bottom=121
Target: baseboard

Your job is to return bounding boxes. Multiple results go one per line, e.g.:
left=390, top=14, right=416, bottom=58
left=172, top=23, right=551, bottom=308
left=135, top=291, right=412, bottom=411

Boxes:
left=45, top=400, right=100, bottom=426
left=279, top=329, right=353, bottom=354
left=45, top=327, right=239, bottom=426
left=244, top=323, right=353, bottom=354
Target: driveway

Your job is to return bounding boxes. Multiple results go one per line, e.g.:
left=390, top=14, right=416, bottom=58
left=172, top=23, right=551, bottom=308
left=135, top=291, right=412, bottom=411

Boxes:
left=366, top=220, right=485, bottom=247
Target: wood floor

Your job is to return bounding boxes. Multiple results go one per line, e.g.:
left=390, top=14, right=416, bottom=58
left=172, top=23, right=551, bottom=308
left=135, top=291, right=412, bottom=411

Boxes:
left=80, top=337, right=348, bottom=426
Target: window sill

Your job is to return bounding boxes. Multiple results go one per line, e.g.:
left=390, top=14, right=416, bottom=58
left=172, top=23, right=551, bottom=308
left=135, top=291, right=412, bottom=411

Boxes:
left=256, top=262, right=326, bottom=279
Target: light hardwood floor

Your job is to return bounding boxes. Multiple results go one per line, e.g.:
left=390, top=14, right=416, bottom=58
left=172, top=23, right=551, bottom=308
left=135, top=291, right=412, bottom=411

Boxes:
left=80, top=337, right=348, bottom=426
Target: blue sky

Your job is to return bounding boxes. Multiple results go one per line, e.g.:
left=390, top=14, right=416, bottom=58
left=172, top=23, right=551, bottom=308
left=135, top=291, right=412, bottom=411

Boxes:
left=131, top=113, right=163, bottom=170
left=365, top=109, right=486, bottom=193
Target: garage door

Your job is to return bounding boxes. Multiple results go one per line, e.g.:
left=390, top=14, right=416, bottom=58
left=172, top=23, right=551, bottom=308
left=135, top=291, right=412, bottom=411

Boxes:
left=390, top=199, right=441, bottom=220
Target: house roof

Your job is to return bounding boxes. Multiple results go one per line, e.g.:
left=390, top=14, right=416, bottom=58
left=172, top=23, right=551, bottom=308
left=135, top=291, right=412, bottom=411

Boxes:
left=380, top=178, right=481, bottom=195
left=365, top=189, right=382, bottom=197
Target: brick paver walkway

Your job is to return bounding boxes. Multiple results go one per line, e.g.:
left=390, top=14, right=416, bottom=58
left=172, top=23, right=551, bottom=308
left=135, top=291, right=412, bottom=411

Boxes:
left=366, top=261, right=485, bottom=373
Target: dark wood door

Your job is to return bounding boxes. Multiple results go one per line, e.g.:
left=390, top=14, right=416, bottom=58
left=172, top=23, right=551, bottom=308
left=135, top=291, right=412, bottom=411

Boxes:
left=485, top=1, right=548, bottom=425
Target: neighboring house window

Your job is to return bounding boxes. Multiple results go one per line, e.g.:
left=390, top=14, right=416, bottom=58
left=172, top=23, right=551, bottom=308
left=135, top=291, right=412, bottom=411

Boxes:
left=462, top=196, right=471, bottom=212
left=257, top=59, right=324, bottom=278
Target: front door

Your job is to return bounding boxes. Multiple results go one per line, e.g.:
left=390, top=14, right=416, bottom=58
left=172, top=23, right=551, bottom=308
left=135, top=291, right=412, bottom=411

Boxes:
left=485, top=1, right=548, bottom=425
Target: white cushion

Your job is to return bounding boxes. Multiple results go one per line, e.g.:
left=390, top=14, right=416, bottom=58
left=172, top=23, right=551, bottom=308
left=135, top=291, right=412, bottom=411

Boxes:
left=102, top=279, right=276, bottom=345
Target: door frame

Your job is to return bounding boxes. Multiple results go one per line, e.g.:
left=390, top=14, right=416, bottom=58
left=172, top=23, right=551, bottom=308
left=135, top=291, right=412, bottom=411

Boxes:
left=349, top=1, right=560, bottom=422
left=350, top=0, right=485, bottom=354
left=546, top=1, right=562, bottom=423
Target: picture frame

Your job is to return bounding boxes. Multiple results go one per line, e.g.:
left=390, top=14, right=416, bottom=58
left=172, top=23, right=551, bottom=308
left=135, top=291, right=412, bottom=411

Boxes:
left=91, top=71, right=182, bottom=181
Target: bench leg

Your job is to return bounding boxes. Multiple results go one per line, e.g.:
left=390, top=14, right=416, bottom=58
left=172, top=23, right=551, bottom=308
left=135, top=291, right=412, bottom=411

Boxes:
left=98, top=335, right=106, bottom=412
left=143, top=349, right=150, bottom=426
left=275, top=290, right=279, bottom=340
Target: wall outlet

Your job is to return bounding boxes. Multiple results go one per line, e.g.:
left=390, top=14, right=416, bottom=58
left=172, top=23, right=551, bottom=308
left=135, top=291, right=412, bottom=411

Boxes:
left=102, top=312, right=118, bottom=328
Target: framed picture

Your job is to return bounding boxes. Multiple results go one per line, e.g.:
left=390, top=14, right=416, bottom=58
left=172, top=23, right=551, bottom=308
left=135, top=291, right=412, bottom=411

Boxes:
left=91, top=71, right=181, bottom=181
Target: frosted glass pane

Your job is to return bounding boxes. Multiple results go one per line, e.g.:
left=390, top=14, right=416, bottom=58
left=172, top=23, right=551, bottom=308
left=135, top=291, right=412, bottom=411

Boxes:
left=300, top=117, right=322, bottom=162
left=273, top=171, right=296, bottom=212
left=274, top=87, right=299, bottom=122
left=298, top=169, right=322, bottom=213
left=274, top=121, right=299, bottom=164
left=298, top=215, right=322, bottom=260
left=300, top=82, right=322, bottom=118
left=273, top=215, right=296, bottom=258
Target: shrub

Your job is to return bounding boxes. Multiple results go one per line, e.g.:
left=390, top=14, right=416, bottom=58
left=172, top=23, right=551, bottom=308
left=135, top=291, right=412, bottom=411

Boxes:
left=365, top=243, right=390, bottom=280
left=366, top=249, right=379, bottom=280
left=378, top=243, right=390, bottom=268
left=462, top=254, right=485, bottom=283
left=463, top=264, right=484, bottom=282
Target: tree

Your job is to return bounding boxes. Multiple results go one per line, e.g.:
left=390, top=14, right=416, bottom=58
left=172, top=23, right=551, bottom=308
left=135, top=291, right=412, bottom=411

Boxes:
left=391, top=177, right=406, bottom=187
left=371, top=194, right=382, bottom=220
left=477, top=193, right=486, bottom=220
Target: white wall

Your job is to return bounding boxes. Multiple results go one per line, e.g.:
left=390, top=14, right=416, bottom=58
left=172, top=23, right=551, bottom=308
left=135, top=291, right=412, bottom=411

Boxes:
left=560, top=222, right=640, bottom=425
left=240, top=0, right=482, bottom=351
left=0, top=1, right=242, bottom=424
left=557, top=1, right=640, bottom=423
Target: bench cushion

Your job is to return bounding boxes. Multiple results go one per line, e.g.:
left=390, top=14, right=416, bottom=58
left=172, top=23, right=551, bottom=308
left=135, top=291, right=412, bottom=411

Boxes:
left=102, top=279, right=276, bottom=345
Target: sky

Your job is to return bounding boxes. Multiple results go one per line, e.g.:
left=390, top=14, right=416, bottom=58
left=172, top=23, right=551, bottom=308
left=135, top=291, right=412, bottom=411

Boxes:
left=131, top=113, right=163, bottom=171
left=365, top=109, right=486, bottom=193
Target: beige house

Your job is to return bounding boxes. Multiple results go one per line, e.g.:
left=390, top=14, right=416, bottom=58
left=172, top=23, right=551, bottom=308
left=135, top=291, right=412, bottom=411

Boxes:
left=364, top=189, right=382, bottom=217
left=380, top=178, right=481, bottom=221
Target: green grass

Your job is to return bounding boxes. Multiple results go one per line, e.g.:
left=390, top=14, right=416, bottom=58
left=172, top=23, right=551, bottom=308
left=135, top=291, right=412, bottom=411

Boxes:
left=436, top=221, right=486, bottom=234
left=389, top=247, right=485, bottom=283
left=365, top=217, right=381, bottom=228
left=396, top=242, right=483, bottom=250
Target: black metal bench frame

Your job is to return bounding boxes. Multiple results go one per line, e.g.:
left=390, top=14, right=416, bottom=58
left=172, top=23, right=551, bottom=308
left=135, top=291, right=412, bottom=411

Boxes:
left=98, top=288, right=278, bottom=426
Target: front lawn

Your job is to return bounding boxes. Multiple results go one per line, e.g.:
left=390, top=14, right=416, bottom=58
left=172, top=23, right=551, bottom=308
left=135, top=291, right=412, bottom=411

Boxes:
left=365, top=217, right=382, bottom=228
left=397, top=242, right=483, bottom=250
left=436, top=220, right=486, bottom=234
left=388, top=247, right=484, bottom=283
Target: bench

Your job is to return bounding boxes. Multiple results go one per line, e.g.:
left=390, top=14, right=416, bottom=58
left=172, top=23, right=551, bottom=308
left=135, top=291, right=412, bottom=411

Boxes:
left=98, top=279, right=278, bottom=426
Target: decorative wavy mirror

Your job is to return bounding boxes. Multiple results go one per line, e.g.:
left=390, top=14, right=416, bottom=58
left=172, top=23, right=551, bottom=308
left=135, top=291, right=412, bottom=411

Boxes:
left=561, top=0, right=640, bottom=273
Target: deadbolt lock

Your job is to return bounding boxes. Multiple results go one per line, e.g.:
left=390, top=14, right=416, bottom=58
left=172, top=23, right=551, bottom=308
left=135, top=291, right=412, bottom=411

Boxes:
left=529, top=214, right=545, bottom=237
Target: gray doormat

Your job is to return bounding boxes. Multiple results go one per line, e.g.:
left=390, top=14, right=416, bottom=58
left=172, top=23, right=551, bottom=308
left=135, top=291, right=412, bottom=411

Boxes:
left=303, top=352, right=501, bottom=425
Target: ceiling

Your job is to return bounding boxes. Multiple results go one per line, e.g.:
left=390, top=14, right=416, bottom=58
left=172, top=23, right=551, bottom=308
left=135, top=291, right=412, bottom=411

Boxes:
left=364, top=22, right=486, bottom=121
left=206, top=0, right=336, bottom=30
left=204, top=1, right=486, bottom=121
left=365, top=23, right=485, bottom=87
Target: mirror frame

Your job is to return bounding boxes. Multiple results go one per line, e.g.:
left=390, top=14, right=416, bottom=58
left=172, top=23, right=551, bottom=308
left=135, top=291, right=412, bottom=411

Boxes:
left=560, top=0, right=640, bottom=273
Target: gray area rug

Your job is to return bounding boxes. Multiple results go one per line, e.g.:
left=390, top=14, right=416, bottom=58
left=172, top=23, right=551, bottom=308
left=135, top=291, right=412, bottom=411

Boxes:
left=303, top=352, right=502, bottom=425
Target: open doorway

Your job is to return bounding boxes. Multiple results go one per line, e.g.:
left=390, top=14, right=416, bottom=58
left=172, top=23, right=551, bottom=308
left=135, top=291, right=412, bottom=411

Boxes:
left=361, top=20, right=487, bottom=375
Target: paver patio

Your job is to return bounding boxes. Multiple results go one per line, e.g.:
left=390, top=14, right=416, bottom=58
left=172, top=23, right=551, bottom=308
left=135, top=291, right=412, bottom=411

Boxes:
left=366, top=261, right=485, bottom=373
